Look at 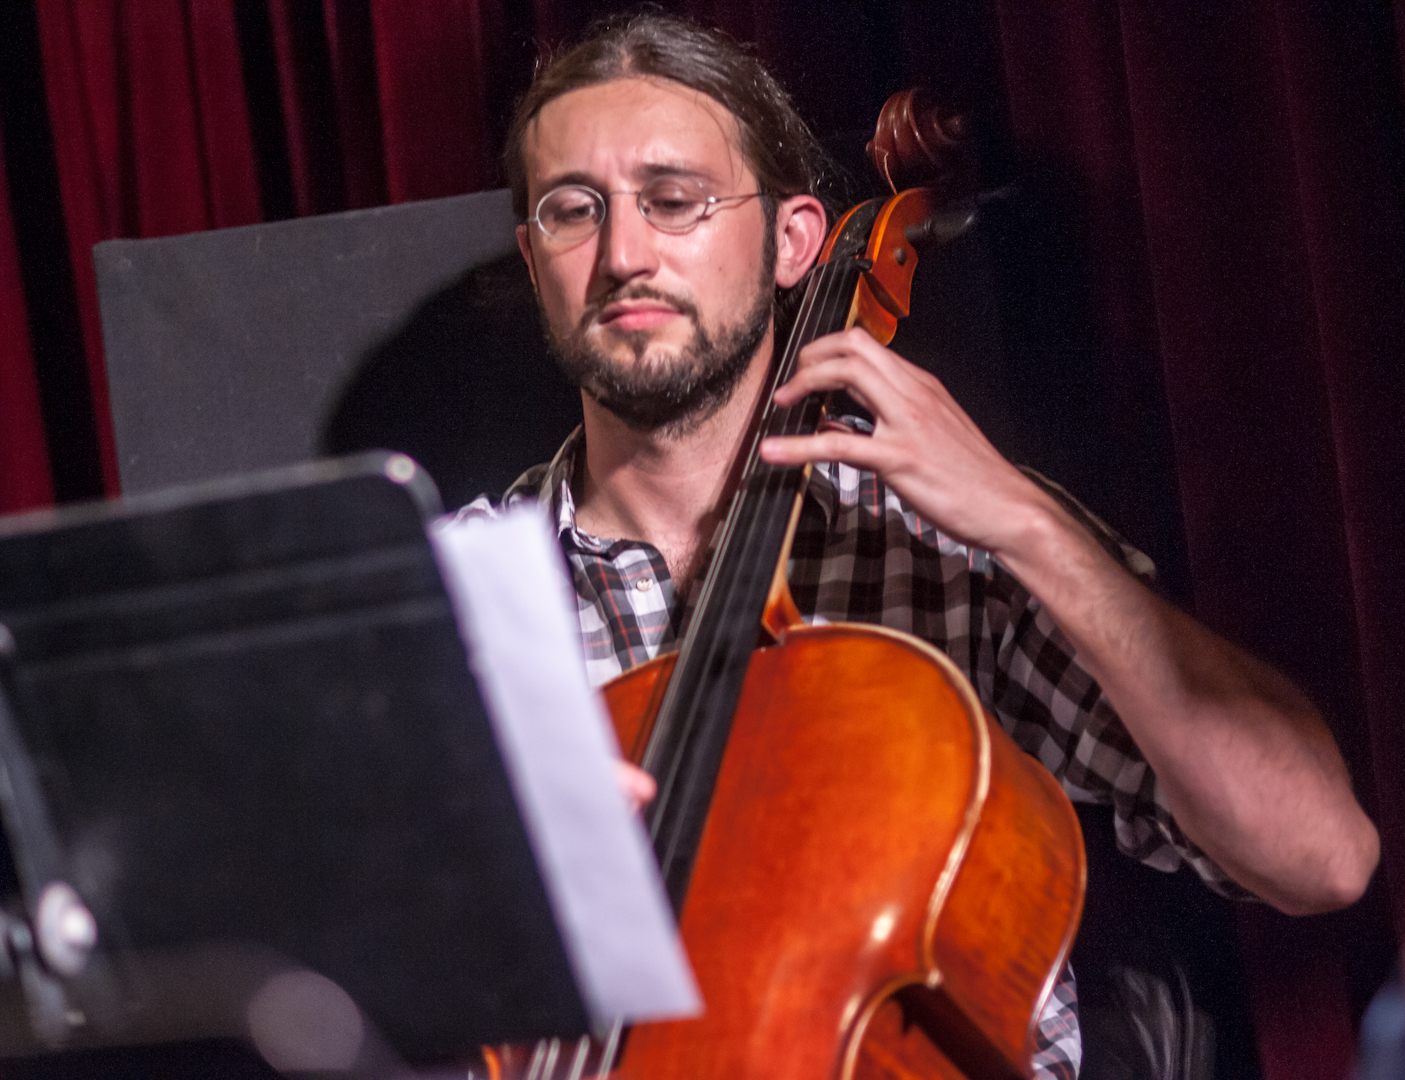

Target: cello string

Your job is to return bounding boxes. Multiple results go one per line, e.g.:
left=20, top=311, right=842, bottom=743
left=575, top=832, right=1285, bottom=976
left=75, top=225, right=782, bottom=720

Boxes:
left=565, top=1036, right=590, bottom=1080
left=677, top=252, right=854, bottom=739
left=736, top=206, right=887, bottom=581
left=661, top=252, right=851, bottom=745
left=624, top=252, right=866, bottom=1066
left=686, top=249, right=838, bottom=609
left=596, top=1021, right=623, bottom=1078
left=638, top=256, right=835, bottom=864
left=716, top=253, right=853, bottom=598
left=731, top=265, right=843, bottom=564
left=524, top=1040, right=546, bottom=1080
left=710, top=251, right=849, bottom=598
left=654, top=253, right=841, bottom=724
left=638, top=253, right=836, bottom=790
left=647, top=253, right=854, bottom=829
left=644, top=243, right=866, bottom=884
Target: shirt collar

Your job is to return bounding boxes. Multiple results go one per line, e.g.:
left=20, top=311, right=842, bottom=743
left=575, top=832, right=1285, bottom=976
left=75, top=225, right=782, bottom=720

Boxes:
left=535, top=424, right=844, bottom=550
left=535, top=427, right=617, bottom=555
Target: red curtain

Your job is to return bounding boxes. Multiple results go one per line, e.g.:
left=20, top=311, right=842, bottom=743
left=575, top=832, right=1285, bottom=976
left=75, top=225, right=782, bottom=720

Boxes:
left=31, top=0, right=264, bottom=493
left=0, top=116, right=52, bottom=511
left=992, top=7, right=1404, bottom=1076
left=0, top=2, right=1401, bottom=1075
left=994, top=4, right=1404, bottom=1072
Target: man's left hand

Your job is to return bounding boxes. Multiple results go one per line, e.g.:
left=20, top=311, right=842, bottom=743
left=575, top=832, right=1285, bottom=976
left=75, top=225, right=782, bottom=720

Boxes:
left=758, top=327, right=1054, bottom=558
left=757, top=326, right=1379, bottom=915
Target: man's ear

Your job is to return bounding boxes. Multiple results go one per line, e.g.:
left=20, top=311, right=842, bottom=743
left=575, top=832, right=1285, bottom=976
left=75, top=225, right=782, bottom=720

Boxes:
left=773, top=194, right=826, bottom=289
left=515, top=223, right=539, bottom=289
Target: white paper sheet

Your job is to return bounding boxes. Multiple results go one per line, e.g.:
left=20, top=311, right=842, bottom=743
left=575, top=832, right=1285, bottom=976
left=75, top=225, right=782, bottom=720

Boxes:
left=429, top=506, right=700, bottom=1027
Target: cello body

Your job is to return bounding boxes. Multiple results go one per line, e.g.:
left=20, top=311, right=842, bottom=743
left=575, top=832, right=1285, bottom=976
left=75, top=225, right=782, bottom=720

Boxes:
left=602, top=611, right=1084, bottom=1079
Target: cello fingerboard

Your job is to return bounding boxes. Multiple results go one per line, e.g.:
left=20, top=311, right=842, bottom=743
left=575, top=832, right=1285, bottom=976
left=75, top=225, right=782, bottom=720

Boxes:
left=641, top=204, right=881, bottom=911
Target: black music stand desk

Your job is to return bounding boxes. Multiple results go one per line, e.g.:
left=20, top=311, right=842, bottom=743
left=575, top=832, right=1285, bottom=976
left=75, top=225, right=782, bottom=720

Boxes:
left=0, top=455, right=693, bottom=1073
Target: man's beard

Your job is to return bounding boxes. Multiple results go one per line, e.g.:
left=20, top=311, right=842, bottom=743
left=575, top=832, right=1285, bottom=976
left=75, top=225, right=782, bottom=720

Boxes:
left=547, top=252, right=775, bottom=438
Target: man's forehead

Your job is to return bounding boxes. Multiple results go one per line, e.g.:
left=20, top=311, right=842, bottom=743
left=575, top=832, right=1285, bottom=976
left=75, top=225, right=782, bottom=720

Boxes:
left=524, top=76, right=747, bottom=184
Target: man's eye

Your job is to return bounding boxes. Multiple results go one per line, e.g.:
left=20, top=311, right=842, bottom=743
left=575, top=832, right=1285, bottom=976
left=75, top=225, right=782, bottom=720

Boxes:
left=554, top=203, right=596, bottom=222
left=542, top=193, right=601, bottom=231
left=645, top=192, right=702, bottom=218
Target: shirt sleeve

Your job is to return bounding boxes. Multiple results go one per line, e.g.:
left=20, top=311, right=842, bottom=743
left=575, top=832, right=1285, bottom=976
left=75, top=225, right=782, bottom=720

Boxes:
left=1031, top=964, right=1081, bottom=1080
left=978, top=471, right=1253, bottom=899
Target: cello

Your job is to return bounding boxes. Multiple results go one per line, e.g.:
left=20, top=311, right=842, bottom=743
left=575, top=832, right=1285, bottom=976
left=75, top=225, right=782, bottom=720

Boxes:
left=495, top=89, right=1085, bottom=1080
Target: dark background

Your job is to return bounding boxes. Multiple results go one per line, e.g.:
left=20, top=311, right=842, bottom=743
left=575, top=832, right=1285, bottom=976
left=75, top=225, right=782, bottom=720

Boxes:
left=0, top=1, right=1401, bottom=1077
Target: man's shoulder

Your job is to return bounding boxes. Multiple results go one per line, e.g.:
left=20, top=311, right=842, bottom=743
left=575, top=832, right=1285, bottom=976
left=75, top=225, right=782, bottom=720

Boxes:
left=809, top=459, right=1155, bottom=584
left=452, top=460, right=555, bottom=520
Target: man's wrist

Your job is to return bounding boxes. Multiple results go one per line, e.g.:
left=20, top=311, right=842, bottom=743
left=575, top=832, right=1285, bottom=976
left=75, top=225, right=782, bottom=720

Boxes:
left=986, top=485, right=1103, bottom=592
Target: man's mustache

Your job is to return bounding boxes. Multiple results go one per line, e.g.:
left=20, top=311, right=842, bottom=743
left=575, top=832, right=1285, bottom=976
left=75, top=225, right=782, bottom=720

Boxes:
left=579, top=285, right=700, bottom=332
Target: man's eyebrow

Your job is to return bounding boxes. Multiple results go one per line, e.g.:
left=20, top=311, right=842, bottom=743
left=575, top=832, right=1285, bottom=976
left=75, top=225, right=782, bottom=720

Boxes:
left=637, top=162, right=714, bottom=182
left=536, top=163, right=718, bottom=192
left=536, top=170, right=598, bottom=192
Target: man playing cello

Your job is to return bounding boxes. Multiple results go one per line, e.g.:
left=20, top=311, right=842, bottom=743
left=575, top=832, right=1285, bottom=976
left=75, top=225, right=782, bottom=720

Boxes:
left=458, top=13, right=1379, bottom=1076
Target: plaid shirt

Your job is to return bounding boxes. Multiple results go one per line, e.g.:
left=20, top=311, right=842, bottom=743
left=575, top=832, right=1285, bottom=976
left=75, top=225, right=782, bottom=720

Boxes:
left=456, top=427, right=1235, bottom=1079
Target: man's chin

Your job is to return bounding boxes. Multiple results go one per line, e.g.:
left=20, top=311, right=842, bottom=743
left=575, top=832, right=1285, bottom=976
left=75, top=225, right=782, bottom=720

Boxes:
left=585, top=389, right=704, bottom=436
left=553, top=283, right=774, bottom=437
left=583, top=325, right=691, bottom=369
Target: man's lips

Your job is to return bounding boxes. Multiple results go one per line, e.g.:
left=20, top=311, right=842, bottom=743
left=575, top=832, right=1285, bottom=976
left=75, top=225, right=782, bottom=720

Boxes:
left=595, top=301, right=683, bottom=332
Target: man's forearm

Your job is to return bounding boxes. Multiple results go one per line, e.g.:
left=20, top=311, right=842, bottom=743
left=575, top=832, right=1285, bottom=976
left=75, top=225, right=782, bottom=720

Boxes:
left=996, top=497, right=1380, bottom=914
left=759, top=326, right=1380, bottom=912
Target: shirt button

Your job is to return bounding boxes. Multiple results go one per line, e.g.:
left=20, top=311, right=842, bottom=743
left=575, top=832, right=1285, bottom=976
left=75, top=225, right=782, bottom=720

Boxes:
left=636, top=577, right=654, bottom=592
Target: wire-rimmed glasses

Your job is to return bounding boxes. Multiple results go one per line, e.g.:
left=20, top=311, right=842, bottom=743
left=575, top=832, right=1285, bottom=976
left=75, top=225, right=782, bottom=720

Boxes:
left=528, top=175, right=763, bottom=244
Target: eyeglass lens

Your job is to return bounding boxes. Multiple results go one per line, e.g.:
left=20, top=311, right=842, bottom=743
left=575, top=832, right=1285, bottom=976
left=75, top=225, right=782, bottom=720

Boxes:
left=534, top=176, right=716, bottom=241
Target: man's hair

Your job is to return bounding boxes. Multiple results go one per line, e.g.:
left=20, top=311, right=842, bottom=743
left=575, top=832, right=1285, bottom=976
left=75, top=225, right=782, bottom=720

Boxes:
left=504, top=13, right=830, bottom=221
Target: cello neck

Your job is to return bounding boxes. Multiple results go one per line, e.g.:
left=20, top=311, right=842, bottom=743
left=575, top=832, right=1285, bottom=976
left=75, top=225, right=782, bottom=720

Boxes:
left=640, top=208, right=883, bottom=912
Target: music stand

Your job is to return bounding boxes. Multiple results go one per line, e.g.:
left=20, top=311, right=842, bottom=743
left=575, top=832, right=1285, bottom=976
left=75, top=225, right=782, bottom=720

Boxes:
left=0, top=454, right=686, bottom=1072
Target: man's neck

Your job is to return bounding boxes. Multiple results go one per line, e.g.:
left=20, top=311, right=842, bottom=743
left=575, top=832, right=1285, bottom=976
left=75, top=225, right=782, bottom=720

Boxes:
left=573, top=341, right=773, bottom=595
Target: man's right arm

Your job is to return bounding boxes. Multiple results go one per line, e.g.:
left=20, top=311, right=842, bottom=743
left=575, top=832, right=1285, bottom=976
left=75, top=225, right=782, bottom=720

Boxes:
left=761, top=326, right=1379, bottom=914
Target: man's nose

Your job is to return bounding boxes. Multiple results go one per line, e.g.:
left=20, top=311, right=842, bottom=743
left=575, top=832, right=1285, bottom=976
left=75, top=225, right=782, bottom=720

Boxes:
left=596, top=193, right=659, bottom=283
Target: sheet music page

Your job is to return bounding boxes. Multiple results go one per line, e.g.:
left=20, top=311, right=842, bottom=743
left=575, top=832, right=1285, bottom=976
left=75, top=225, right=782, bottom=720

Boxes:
left=430, top=506, right=700, bottom=1027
